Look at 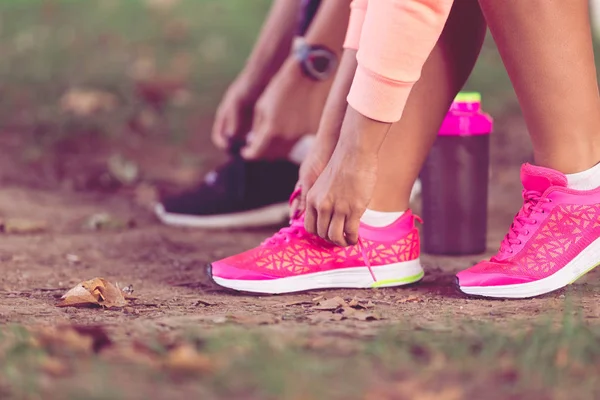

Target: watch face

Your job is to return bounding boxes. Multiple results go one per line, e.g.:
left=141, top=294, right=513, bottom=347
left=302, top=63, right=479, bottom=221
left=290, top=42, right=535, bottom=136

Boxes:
left=305, top=48, right=336, bottom=80
left=293, top=38, right=337, bottom=81
left=309, top=54, right=330, bottom=74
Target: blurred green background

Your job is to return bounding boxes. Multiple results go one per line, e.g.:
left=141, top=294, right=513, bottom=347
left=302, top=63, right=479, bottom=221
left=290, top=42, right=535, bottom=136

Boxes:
left=0, top=0, right=268, bottom=145
left=2, top=0, right=598, bottom=176
left=0, top=0, right=515, bottom=142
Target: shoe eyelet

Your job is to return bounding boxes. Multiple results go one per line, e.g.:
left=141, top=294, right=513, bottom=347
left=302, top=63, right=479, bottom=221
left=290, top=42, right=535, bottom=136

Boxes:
left=525, top=230, right=530, bottom=235
left=509, top=250, right=514, bottom=254
left=533, top=220, right=538, bottom=224
left=548, top=199, right=553, bottom=203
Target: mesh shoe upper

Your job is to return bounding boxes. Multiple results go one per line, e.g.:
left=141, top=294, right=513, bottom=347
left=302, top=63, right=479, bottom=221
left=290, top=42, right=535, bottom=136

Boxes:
left=458, top=164, right=600, bottom=287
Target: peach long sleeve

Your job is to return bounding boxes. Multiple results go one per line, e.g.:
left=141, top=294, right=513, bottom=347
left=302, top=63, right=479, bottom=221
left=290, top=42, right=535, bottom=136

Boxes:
left=345, top=0, right=453, bottom=123
left=343, top=0, right=367, bottom=50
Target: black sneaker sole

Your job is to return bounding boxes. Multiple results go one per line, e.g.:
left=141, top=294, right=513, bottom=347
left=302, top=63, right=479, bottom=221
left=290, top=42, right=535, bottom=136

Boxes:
left=155, top=203, right=289, bottom=229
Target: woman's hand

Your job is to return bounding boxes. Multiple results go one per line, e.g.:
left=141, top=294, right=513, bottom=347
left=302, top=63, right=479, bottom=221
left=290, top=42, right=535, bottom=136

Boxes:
left=305, top=145, right=377, bottom=247
left=289, top=136, right=337, bottom=220
left=304, top=107, right=391, bottom=246
left=211, top=79, right=257, bottom=150
left=242, top=59, right=331, bottom=160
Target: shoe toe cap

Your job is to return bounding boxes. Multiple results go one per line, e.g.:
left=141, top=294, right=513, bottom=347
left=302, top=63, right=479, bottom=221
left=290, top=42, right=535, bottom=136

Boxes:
left=210, top=260, right=276, bottom=281
left=456, top=262, right=536, bottom=287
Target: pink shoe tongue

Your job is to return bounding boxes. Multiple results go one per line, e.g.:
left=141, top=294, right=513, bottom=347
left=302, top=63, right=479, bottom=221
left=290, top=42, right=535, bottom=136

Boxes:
left=520, top=163, right=567, bottom=192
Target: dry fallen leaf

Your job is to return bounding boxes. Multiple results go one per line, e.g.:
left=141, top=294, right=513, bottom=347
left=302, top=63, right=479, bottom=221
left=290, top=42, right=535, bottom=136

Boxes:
left=311, top=295, right=324, bottom=303
left=396, top=295, right=422, bottom=304
left=58, top=277, right=128, bottom=308
left=313, top=296, right=347, bottom=311
left=307, top=311, right=344, bottom=323
left=342, top=307, right=382, bottom=321
left=275, top=300, right=314, bottom=307
left=0, top=218, right=47, bottom=234
left=57, top=284, right=99, bottom=307
left=347, top=297, right=373, bottom=310
left=97, top=281, right=127, bottom=308
left=164, top=344, right=214, bottom=375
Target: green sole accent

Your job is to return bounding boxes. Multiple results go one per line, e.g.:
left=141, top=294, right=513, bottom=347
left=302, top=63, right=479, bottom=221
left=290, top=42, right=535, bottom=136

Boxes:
left=569, top=261, right=600, bottom=284
left=370, top=271, right=425, bottom=288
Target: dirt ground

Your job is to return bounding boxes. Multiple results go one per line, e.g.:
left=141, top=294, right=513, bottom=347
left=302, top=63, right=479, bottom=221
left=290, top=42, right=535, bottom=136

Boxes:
left=1, top=132, right=599, bottom=399
left=0, top=132, right=598, bottom=334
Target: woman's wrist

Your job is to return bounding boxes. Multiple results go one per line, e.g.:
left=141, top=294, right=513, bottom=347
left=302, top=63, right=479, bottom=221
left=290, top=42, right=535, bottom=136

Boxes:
left=337, top=106, right=391, bottom=157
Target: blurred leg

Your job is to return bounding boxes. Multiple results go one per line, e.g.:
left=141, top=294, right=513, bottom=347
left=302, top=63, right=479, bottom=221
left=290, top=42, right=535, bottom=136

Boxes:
left=456, top=0, right=600, bottom=298
left=478, top=0, right=600, bottom=173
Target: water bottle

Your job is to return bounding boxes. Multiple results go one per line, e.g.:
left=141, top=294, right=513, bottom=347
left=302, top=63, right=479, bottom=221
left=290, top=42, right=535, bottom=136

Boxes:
left=421, top=92, right=493, bottom=255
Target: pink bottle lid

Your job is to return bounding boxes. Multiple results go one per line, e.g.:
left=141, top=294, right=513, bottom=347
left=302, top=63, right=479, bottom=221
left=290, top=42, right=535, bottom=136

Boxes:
left=438, top=92, right=493, bottom=136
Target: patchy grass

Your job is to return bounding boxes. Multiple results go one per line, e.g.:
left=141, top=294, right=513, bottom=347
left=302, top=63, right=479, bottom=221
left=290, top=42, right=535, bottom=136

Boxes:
left=1, top=311, right=600, bottom=400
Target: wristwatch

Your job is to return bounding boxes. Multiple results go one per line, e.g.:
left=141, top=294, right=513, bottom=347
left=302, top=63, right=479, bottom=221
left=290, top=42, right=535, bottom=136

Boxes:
left=292, top=36, right=338, bottom=81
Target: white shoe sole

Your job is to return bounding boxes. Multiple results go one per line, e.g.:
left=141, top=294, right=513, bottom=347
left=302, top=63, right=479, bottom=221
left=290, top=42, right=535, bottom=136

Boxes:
left=154, top=202, right=289, bottom=229
left=459, top=236, right=600, bottom=298
left=211, top=260, right=424, bottom=294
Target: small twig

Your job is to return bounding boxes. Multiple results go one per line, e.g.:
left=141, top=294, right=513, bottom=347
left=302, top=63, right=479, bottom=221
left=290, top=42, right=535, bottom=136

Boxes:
left=194, top=299, right=216, bottom=307
left=134, top=303, right=160, bottom=308
left=272, top=300, right=314, bottom=307
left=33, top=287, right=68, bottom=292
left=352, top=297, right=393, bottom=305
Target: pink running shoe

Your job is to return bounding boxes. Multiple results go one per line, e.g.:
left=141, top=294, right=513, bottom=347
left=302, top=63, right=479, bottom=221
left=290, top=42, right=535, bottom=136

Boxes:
left=209, top=211, right=424, bottom=294
left=457, top=163, right=600, bottom=298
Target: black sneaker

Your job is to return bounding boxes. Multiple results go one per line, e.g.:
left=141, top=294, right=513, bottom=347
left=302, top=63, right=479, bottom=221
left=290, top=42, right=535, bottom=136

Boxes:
left=155, top=156, right=299, bottom=228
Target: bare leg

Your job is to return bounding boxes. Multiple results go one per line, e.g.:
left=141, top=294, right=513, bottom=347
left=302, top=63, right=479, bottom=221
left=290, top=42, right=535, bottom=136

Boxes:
left=478, top=0, right=600, bottom=173
left=370, top=0, right=487, bottom=211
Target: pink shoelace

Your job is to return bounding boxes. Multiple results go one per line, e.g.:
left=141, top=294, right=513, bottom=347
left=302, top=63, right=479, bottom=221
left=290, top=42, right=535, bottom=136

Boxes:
left=498, top=190, right=552, bottom=255
left=263, top=222, right=306, bottom=246
left=265, top=187, right=378, bottom=281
